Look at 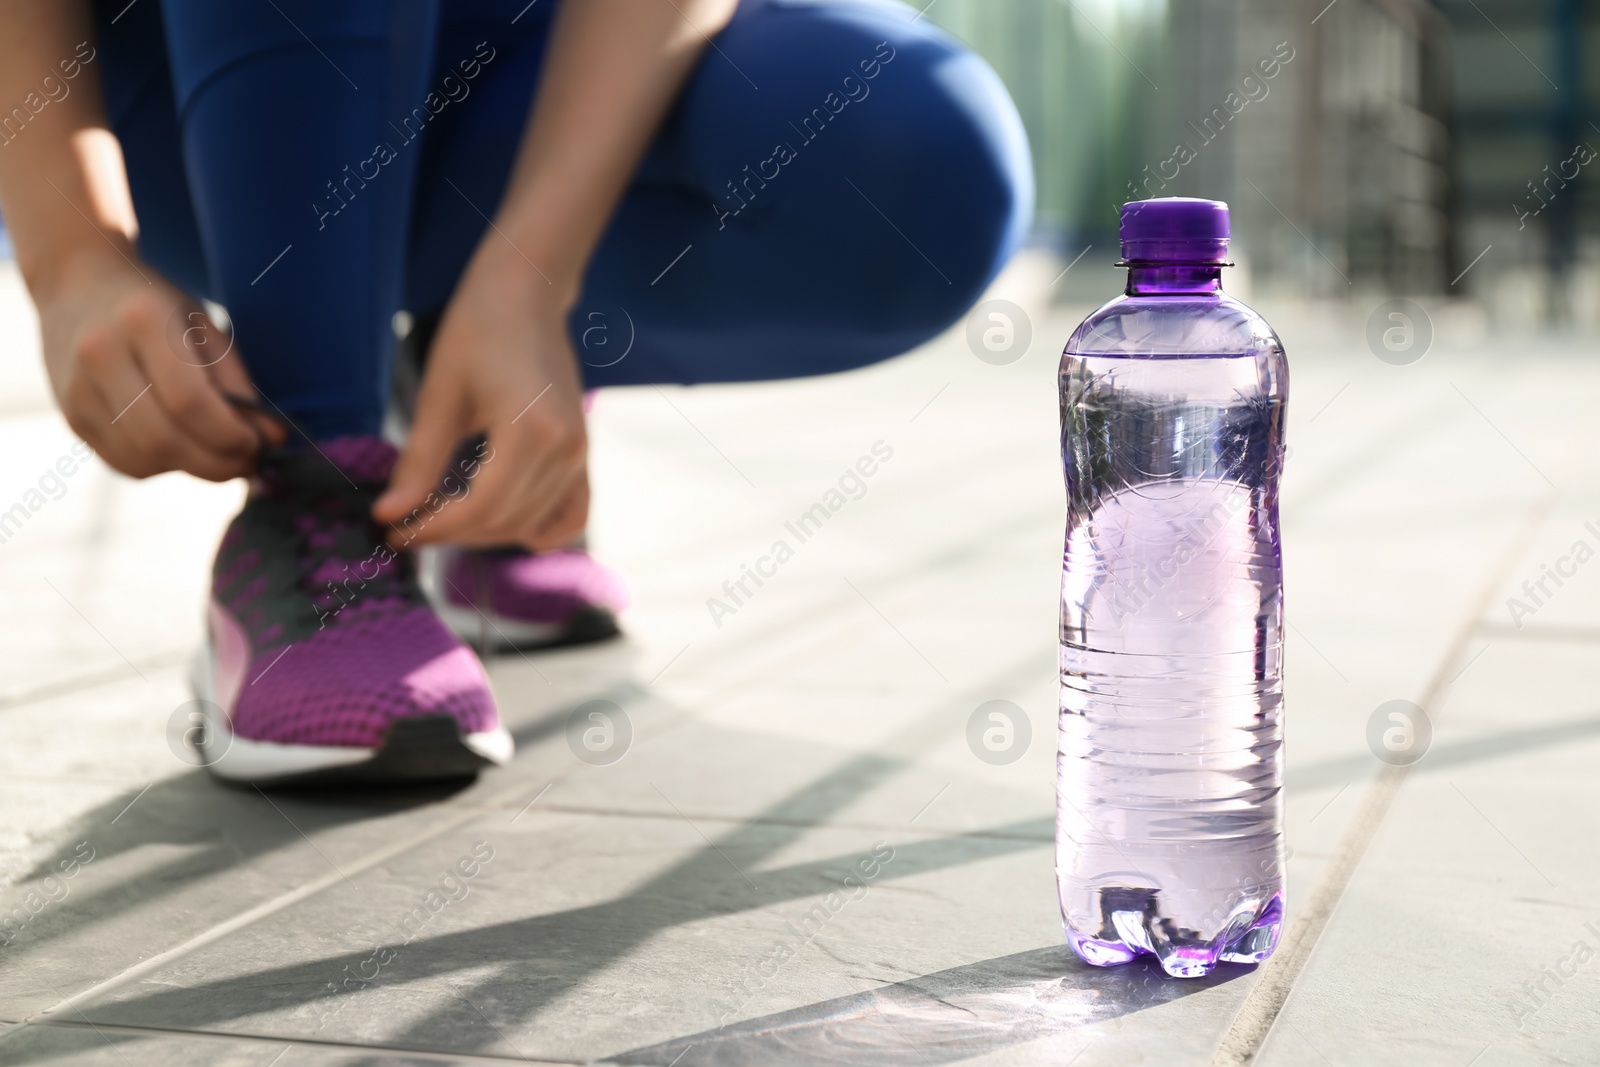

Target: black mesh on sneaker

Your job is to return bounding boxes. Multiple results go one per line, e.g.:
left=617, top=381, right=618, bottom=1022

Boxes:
left=213, top=439, right=415, bottom=652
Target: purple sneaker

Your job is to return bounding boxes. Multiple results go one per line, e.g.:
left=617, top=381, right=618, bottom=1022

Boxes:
left=191, top=436, right=512, bottom=785
left=426, top=545, right=627, bottom=652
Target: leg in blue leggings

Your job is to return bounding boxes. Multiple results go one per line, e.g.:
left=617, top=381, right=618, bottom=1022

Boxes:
left=91, top=0, right=1032, bottom=440
left=94, top=0, right=449, bottom=439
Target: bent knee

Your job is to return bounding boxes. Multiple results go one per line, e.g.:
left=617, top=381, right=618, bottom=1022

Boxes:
left=740, top=2, right=1033, bottom=326
left=887, top=45, right=1034, bottom=323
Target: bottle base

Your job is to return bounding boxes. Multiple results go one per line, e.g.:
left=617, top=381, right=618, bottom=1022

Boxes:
left=1065, top=893, right=1283, bottom=979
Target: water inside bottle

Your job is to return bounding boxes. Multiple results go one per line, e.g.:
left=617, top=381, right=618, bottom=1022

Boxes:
left=1057, top=350, right=1285, bottom=978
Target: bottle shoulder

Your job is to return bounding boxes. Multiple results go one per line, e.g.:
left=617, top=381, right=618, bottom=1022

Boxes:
left=1063, top=292, right=1285, bottom=359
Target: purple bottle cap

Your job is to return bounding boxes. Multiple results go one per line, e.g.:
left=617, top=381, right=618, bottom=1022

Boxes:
left=1119, top=197, right=1230, bottom=264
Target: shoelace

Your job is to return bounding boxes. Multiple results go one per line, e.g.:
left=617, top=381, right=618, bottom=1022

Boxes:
left=255, top=446, right=413, bottom=622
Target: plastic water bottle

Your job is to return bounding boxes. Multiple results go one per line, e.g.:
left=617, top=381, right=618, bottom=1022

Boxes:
left=1056, top=198, right=1287, bottom=978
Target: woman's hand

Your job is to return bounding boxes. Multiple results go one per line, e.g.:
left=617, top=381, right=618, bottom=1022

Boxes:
left=37, top=250, right=279, bottom=481
left=372, top=0, right=741, bottom=550
left=373, top=251, right=588, bottom=552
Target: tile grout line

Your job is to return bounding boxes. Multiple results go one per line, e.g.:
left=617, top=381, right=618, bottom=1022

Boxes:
left=20, top=681, right=1041, bottom=1036
left=534, top=801, right=1053, bottom=841
left=1473, top=621, right=1600, bottom=646
left=678, top=504, right=1058, bottom=712
left=1207, top=490, right=1560, bottom=1067
left=22, top=777, right=560, bottom=1028
left=29, top=1018, right=578, bottom=1066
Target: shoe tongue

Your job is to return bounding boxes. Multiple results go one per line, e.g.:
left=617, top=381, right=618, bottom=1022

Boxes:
left=317, top=436, right=398, bottom=484
left=259, top=435, right=396, bottom=492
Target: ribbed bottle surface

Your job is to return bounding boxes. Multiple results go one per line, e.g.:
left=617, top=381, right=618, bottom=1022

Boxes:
left=1057, top=346, right=1287, bottom=979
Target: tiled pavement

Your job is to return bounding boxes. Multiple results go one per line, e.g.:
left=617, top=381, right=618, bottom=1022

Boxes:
left=0, top=254, right=1596, bottom=1065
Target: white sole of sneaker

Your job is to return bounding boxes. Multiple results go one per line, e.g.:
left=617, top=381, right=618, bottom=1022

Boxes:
left=189, top=649, right=513, bottom=785
left=430, top=597, right=567, bottom=649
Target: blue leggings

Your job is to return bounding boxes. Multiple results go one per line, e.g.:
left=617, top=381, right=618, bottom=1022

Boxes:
left=91, top=0, right=1032, bottom=440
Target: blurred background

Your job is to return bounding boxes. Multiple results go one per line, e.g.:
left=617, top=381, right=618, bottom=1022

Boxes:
left=923, top=0, right=1585, bottom=324
left=0, top=0, right=1587, bottom=323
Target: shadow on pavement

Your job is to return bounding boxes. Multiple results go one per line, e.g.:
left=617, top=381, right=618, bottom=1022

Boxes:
left=604, top=947, right=1244, bottom=1066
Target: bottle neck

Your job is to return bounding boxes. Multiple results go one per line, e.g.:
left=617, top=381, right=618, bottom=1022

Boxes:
left=1125, top=263, right=1223, bottom=296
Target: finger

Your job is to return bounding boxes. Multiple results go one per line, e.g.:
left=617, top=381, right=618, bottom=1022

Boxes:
left=60, top=386, right=136, bottom=481
left=73, top=331, right=165, bottom=478
left=394, top=433, right=530, bottom=547
left=451, top=446, right=553, bottom=545
left=374, top=380, right=469, bottom=532
left=422, top=408, right=585, bottom=547
left=498, top=423, right=586, bottom=538
left=522, top=475, right=589, bottom=551
left=127, top=300, right=261, bottom=461
left=91, top=353, right=250, bottom=481
left=487, top=466, right=567, bottom=547
left=114, top=398, right=253, bottom=481
left=209, top=348, right=288, bottom=447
